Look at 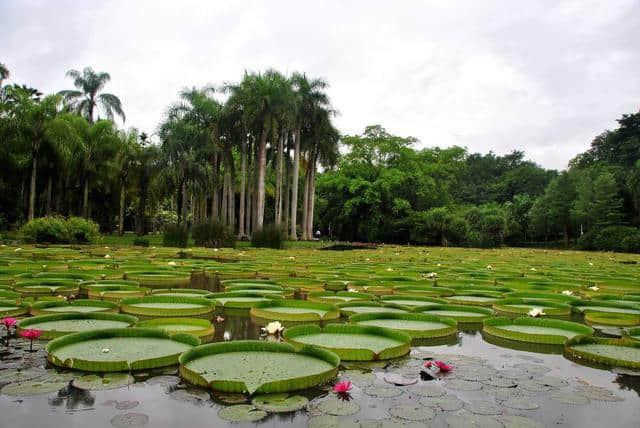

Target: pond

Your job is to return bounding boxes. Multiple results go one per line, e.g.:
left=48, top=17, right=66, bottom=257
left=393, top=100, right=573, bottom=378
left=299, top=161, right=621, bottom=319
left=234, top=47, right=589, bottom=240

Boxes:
left=1, top=311, right=639, bottom=428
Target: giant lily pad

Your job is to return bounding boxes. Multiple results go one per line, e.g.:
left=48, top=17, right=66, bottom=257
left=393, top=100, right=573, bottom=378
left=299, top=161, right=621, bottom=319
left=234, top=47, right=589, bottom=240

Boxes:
left=207, top=292, right=279, bottom=309
left=379, top=295, right=447, bottom=310
left=218, top=404, right=267, bottom=422
left=416, top=304, right=494, bottom=323
left=0, top=299, right=29, bottom=317
left=349, top=312, right=457, bottom=339
left=565, top=336, right=640, bottom=369
left=250, top=300, right=340, bottom=322
left=135, top=317, right=214, bottom=339
left=72, top=373, right=134, bottom=390
left=17, top=313, right=138, bottom=339
left=492, top=298, right=572, bottom=316
left=284, top=324, right=411, bottom=361
left=336, top=301, right=408, bottom=317
left=47, top=328, right=199, bottom=372
left=120, top=296, right=214, bottom=317
left=179, top=340, right=339, bottom=394
left=482, top=316, right=593, bottom=344
left=251, top=393, right=309, bottom=412
left=30, top=299, right=118, bottom=315
left=308, top=291, right=375, bottom=304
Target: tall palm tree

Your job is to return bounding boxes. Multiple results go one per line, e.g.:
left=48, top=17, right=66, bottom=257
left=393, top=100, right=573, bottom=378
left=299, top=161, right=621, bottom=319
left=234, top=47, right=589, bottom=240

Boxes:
left=59, top=67, right=125, bottom=124
left=0, top=63, right=9, bottom=87
left=289, top=73, right=330, bottom=239
left=115, top=129, right=142, bottom=234
left=3, top=92, right=80, bottom=220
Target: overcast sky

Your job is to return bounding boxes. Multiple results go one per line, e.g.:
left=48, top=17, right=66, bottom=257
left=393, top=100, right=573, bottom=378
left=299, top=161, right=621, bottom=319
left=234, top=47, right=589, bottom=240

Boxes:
left=2, top=0, right=639, bottom=170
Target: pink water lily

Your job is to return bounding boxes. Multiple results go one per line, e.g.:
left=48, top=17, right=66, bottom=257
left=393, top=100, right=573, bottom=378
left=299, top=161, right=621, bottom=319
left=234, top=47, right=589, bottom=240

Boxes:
left=20, top=329, right=43, bottom=352
left=424, top=360, right=453, bottom=372
left=332, top=381, right=353, bottom=393
left=2, top=317, right=17, bottom=329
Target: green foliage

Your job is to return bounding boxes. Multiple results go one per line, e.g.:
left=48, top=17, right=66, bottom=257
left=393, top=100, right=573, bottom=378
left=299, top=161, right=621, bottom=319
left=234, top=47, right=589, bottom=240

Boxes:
left=20, top=216, right=100, bottom=244
left=578, top=226, right=640, bottom=253
left=133, top=236, right=150, bottom=247
left=251, top=225, right=285, bottom=249
left=192, top=220, right=236, bottom=248
left=163, top=223, right=189, bottom=248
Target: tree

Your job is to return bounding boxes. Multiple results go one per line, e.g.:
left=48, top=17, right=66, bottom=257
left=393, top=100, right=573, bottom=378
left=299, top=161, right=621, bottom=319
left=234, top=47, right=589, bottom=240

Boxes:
left=115, top=129, right=142, bottom=234
left=59, top=67, right=125, bottom=124
left=0, top=63, right=9, bottom=87
left=3, top=92, right=79, bottom=220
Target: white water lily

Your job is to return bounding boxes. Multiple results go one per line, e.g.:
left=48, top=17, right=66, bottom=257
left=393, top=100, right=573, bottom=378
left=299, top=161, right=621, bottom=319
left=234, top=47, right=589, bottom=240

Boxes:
left=437, top=263, right=442, bottom=267
left=588, top=262, right=594, bottom=266
left=104, top=254, right=111, bottom=259
left=561, top=290, right=574, bottom=296
left=213, top=248, right=219, bottom=252
left=589, top=286, right=600, bottom=291
left=365, top=258, right=371, bottom=262
left=261, top=321, right=284, bottom=335
left=530, top=267, right=537, bottom=271
left=14, top=248, right=22, bottom=252
left=386, top=268, right=393, bottom=271
left=347, top=288, right=358, bottom=293
left=102, top=348, right=110, bottom=353
left=428, top=272, right=437, bottom=279
left=486, top=265, right=493, bottom=270
left=104, top=246, right=109, bottom=250
left=223, top=331, right=231, bottom=341
left=527, top=307, right=545, bottom=317
left=167, top=261, right=177, bottom=267
left=151, top=246, right=157, bottom=249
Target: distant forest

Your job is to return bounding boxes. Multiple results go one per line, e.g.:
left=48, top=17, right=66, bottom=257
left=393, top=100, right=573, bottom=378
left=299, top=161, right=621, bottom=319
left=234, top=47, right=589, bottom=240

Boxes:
left=1, top=62, right=639, bottom=252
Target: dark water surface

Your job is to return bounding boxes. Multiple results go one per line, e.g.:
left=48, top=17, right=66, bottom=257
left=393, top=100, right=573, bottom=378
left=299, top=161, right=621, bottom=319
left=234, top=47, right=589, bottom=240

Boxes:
left=1, top=311, right=639, bottom=428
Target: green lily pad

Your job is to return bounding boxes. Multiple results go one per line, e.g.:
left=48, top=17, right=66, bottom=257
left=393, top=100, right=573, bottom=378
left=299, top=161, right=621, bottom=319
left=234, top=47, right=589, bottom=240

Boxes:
left=532, top=375, right=567, bottom=387
left=350, top=313, right=457, bottom=339
left=339, top=370, right=375, bottom=386
left=407, top=383, right=446, bottom=397
left=72, top=373, right=134, bottom=390
left=446, top=413, right=503, bottom=428
left=500, top=415, right=545, bottom=428
left=307, top=415, right=360, bottom=428
left=317, top=397, right=361, bottom=416
left=483, top=316, right=593, bottom=344
left=420, top=394, right=464, bottom=411
left=388, top=405, right=435, bottom=421
left=565, top=337, right=640, bottom=369
left=0, top=367, right=47, bottom=383
left=168, top=388, right=210, bottom=405
left=464, top=400, right=502, bottom=415
left=383, top=373, right=418, bottom=386
left=364, top=385, right=403, bottom=398
left=549, top=391, right=590, bottom=405
left=1, top=379, right=68, bottom=396
left=481, top=376, right=517, bottom=388
left=110, top=412, right=150, bottom=428
left=444, top=379, right=482, bottom=391
left=574, top=384, right=624, bottom=402
left=252, top=393, right=309, bottom=412
left=217, top=404, right=268, bottom=422
left=503, top=397, right=539, bottom=410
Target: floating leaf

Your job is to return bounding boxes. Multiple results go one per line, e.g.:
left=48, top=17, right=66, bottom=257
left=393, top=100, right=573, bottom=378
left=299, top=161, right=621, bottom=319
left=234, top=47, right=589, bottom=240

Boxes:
left=72, top=373, right=134, bottom=390
left=217, top=404, right=267, bottom=422
left=574, top=385, right=624, bottom=402
left=252, top=393, right=309, bottom=412
left=317, top=397, right=360, bottom=416
left=549, top=391, right=590, bottom=405
left=407, top=383, right=446, bottom=397
left=383, top=373, right=418, bottom=386
left=500, top=415, right=545, bottom=428
left=388, top=405, right=435, bottom=421
left=1, top=379, right=67, bottom=396
left=420, top=394, right=464, bottom=411
left=464, top=400, right=502, bottom=415
left=444, top=379, right=482, bottom=391
left=503, top=397, right=539, bottom=410
left=364, top=386, right=403, bottom=398
left=168, top=388, right=210, bottom=405
left=110, top=413, right=149, bottom=428
left=446, top=413, right=503, bottom=428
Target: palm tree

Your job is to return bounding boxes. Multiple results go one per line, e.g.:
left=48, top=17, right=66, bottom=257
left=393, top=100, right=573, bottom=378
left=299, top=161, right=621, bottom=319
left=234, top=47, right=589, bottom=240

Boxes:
left=115, top=129, right=142, bottom=234
left=0, top=63, right=9, bottom=87
left=3, top=92, right=80, bottom=220
left=289, top=73, right=330, bottom=239
left=59, top=67, right=125, bottom=124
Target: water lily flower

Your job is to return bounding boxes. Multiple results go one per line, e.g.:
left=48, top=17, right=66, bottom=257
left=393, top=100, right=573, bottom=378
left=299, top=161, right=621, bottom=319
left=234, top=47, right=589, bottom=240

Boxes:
left=213, top=248, right=219, bottom=252
left=588, top=262, right=594, bottom=266
left=527, top=307, right=545, bottom=317
left=486, top=265, right=492, bottom=270
left=223, top=331, right=231, bottom=341
left=424, top=360, right=453, bottom=372
left=104, top=246, right=109, bottom=250
left=261, top=321, right=284, bottom=335
left=20, top=329, right=43, bottom=352
left=167, top=261, right=177, bottom=267
left=530, top=267, right=537, bottom=271
left=151, top=246, right=157, bottom=249
left=215, top=315, right=225, bottom=323
left=102, top=348, right=110, bottom=353
left=104, top=254, right=111, bottom=259
left=437, top=263, right=442, bottom=267
left=589, top=286, right=599, bottom=291
left=385, top=268, right=393, bottom=272
left=332, top=381, right=352, bottom=393
left=562, top=290, right=573, bottom=296
left=2, top=318, right=17, bottom=329
left=14, top=248, right=22, bottom=252
left=428, top=272, right=437, bottom=279
left=347, top=288, right=358, bottom=293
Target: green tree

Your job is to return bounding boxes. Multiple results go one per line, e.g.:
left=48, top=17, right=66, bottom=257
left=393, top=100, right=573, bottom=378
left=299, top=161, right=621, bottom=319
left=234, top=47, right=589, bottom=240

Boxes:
left=59, top=67, right=125, bottom=124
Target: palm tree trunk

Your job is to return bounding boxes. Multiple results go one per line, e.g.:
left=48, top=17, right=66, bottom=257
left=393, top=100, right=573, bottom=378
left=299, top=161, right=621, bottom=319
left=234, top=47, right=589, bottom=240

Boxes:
left=238, top=139, right=247, bottom=237
left=180, top=181, right=188, bottom=225
left=301, top=157, right=311, bottom=240
left=283, top=142, right=291, bottom=233
left=256, top=128, right=267, bottom=231
left=119, top=182, right=126, bottom=235
left=221, top=170, right=229, bottom=226
left=82, top=177, right=89, bottom=218
left=275, top=133, right=284, bottom=227
left=307, top=155, right=317, bottom=239
left=28, top=156, right=37, bottom=221
left=229, top=174, right=235, bottom=233
left=212, top=153, right=220, bottom=220
left=290, top=127, right=301, bottom=240
left=46, top=173, right=53, bottom=215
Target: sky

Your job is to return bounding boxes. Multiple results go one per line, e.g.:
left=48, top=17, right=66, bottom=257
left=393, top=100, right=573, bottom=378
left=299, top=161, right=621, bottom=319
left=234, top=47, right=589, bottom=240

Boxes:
left=1, top=0, right=639, bottom=170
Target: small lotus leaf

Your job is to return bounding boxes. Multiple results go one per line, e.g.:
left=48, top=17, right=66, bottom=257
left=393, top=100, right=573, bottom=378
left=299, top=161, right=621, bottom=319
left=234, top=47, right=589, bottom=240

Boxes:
left=464, top=400, right=502, bottom=415
left=1, top=380, right=67, bottom=396
left=407, top=382, right=446, bottom=397
left=110, top=412, right=149, bottom=427
left=503, top=397, right=539, bottom=410
left=73, top=373, right=134, bottom=390
left=574, top=385, right=624, bottom=402
left=549, top=391, right=590, bottom=405
left=317, top=397, right=361, bottom=416
left=217, top=404, right=267, bottom=422
left=444, top=379, right=482, bottom=391
left=500, top=415, right=545, bottom=428
left=252, top=393, right=309, bottom=412
left=307, top=415, right=360, bottom=428
left=383, top=373, right=418, bottom=386
left=364, top=386, right=403, bottom=398
left=446, top=413, right=503, bottom=428
left=532, top=375, right=568, bottom=388
left=340, top=370, right=376, bottom=386
left=388, top=405, right=435, bottom=421
left=169, top=388, right=210, bottom=405
left=420, top=394, right=464, bottom=411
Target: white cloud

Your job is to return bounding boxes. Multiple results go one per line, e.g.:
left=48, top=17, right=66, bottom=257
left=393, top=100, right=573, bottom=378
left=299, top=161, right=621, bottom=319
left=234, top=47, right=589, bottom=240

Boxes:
left=1, top=0, right=638, bottom=170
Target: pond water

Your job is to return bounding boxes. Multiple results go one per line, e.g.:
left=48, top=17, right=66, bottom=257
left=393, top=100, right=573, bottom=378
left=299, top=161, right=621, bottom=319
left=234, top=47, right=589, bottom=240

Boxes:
left=1, top=310, right=639, bottom=428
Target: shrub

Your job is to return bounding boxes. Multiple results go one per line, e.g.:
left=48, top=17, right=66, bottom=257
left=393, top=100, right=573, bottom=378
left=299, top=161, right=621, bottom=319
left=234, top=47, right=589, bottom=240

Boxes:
left=163, top=223, right=189, bottom=248
left=192, top=221, right=235, bottom=248
left=578, top=226, right=640, bottom=253
left=251, top=225, right=285, bottom=249
left=133, top=236, right=150, bottom=247
left=20, top=216, right=100, bottom=244
left=65, top=217, right=100, bottom=244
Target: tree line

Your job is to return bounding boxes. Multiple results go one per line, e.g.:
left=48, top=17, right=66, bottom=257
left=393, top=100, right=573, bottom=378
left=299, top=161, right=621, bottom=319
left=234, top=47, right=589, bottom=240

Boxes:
left=1, top=61, right=639, bottom=251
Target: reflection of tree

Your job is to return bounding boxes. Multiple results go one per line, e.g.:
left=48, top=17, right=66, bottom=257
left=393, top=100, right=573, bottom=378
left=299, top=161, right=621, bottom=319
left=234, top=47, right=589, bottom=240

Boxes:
left=48, top=385, right=95, bottom=410
left=613, top=374, right=640, bottom=398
